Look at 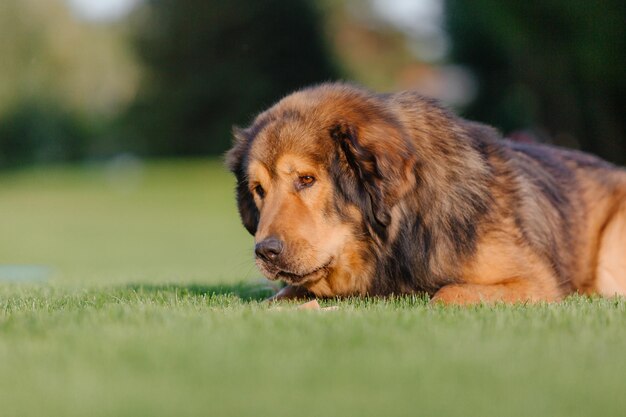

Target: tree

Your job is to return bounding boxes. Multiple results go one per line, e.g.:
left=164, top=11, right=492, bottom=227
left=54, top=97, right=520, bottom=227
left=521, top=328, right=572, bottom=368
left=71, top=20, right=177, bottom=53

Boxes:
left=126, top=0, right=339, bottom=156
left=446, top=0, right=626, bottom=163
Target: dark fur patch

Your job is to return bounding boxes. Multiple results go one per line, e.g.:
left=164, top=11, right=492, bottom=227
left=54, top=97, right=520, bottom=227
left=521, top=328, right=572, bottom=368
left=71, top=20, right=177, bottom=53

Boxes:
left=330, top=123, right=389, bottom=239
left=225, top=119, right=272, bottom=235
left=370, top=214, right=440, bottom=296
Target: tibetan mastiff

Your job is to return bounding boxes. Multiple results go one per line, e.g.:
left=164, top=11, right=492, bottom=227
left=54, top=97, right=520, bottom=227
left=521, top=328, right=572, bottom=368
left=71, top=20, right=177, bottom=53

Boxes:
left=226, top=83, right=626, bottom=304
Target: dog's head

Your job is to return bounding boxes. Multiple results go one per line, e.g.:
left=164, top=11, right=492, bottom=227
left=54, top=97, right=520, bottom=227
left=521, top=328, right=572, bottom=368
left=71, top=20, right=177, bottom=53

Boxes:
left=226, top=83, right=417, bottom=295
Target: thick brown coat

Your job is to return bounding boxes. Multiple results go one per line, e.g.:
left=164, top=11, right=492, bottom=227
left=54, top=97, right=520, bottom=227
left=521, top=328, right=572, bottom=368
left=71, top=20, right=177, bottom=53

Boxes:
left=227, top=83, right=626, bottom=304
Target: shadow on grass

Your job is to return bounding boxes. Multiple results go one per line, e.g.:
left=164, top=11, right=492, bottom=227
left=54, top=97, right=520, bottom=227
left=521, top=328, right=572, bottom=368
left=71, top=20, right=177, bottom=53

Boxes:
left=125, top=281, right=281, bottom=302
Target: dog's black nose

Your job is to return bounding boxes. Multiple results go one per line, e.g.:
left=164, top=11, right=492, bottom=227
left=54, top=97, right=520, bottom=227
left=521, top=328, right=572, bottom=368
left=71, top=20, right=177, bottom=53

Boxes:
left=255, top=237, right=284, bottom=262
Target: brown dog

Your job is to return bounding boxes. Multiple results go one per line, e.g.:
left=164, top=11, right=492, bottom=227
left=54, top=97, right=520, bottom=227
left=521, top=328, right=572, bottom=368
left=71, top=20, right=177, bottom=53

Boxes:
left=226, top=83, right=626, bottom=304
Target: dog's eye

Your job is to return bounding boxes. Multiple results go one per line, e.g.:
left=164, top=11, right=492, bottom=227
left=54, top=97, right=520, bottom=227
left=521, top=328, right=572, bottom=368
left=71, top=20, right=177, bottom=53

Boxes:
left=254, top=185, right=265, bottom=199
left=297, top=175, right=316, bottom=190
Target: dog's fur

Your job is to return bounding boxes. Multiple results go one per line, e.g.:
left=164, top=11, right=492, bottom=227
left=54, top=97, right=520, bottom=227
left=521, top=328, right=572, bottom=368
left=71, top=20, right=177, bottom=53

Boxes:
left=226, top=83, right=626, bottom=304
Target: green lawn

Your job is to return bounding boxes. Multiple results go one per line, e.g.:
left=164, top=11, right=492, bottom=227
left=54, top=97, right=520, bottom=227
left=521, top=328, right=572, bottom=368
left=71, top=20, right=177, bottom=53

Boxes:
left=0, top=159, right=252, bottom=284
left=1, top=160, right=625, bottom=417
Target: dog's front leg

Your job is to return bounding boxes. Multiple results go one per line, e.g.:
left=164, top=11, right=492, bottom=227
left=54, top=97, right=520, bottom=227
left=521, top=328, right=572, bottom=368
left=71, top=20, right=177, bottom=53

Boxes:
left=266, top=284, right=313, bottom=302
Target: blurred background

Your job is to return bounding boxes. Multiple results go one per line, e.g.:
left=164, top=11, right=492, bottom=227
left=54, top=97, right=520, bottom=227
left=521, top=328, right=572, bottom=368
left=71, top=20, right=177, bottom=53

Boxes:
left=0, top=0, right=624, bottom=284
left=2, top=0, right=625, bottom=167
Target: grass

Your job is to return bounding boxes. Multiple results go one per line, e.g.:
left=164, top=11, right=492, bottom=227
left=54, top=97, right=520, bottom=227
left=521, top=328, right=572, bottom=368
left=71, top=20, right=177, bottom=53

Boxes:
left=1, top=159, right=625, bottom=417
left=0, top=158, right=252, bottom=284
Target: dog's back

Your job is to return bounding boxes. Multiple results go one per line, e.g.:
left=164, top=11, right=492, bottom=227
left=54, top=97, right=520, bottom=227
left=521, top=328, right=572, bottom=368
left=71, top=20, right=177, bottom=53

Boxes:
left=388, top=89, right=626, bottom=299
left=501, top=139, right=626, bottom=296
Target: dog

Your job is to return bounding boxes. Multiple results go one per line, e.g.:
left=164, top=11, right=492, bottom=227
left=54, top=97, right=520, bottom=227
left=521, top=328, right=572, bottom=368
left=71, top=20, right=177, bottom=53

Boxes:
left=226, top=83, right=626, bottom=304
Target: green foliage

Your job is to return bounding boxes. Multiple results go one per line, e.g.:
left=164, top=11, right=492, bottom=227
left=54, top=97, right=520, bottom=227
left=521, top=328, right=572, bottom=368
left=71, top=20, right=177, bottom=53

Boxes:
left=446, top=0, right=626, bottom=163
left=0, top=102, right=90, bottom=169
left=0, top=0, right=338, bottom=165
left=124, top=0, right=340, bottom=156
left=0, top=0, right=139, bottom=168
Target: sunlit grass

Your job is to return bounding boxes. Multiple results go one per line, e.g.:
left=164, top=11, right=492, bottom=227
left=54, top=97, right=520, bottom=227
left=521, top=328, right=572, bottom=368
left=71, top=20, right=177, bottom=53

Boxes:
left=0, top=160, right=625, bottom=417
left=0, top=158, right=254, bottom=284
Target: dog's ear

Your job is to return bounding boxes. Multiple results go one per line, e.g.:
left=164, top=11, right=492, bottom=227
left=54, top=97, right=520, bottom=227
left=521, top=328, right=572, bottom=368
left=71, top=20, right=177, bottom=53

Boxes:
left=225, top=126, right=259, bottom=235
left=330, top=120, right=415, bottom=235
